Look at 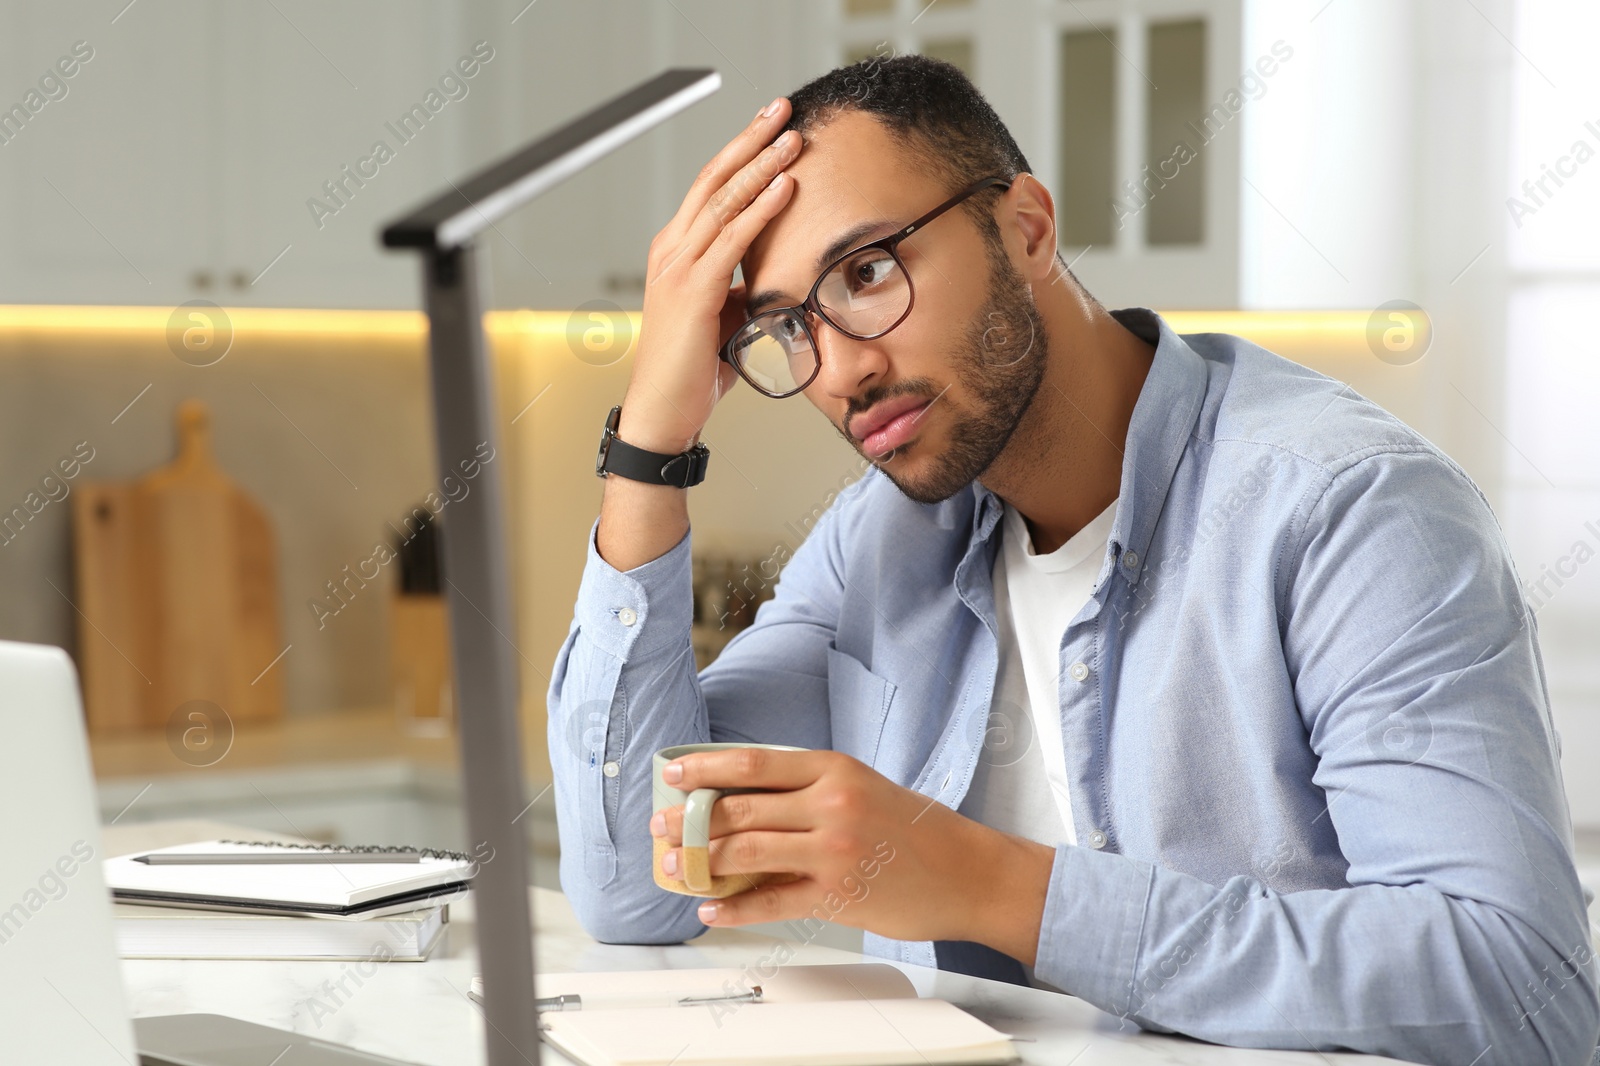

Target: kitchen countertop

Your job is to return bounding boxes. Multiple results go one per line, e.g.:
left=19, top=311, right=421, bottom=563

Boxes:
left=89, top=706, right=469, bottom=779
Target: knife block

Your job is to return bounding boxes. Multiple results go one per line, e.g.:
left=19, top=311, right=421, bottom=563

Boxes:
left=390, top=504, right=453, bottom=736
left=391, top=591, right=454, bottom=736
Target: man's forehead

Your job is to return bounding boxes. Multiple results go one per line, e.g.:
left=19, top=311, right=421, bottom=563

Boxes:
left=742, top=112, right=936, bottom=308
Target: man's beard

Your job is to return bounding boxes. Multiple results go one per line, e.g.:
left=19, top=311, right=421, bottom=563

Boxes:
left=863, top=241, right=1048, bottom=505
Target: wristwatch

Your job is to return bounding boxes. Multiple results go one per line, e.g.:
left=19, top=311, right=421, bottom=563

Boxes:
left=594, top=404, right=709, bottom=487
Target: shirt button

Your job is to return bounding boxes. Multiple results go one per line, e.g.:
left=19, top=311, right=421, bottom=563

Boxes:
left=1123, top=551, right=1139, bottom=569
left=616, top=607, right=638, bottom=626
left=1087, top=829, right=1108, bottom=849
left=602, top=760, right=620, bottom=778
left=1068, top=662, right=1090, bottom=682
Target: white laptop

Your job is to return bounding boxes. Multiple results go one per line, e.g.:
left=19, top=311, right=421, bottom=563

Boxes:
left=0, top=640, right=425, bottom=1064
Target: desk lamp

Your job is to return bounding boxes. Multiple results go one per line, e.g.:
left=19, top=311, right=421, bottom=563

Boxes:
left=381, top=68, right=722, bottom=1066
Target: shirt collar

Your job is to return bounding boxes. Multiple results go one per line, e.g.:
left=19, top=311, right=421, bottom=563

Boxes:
left=966, top=306, right=1209, bottom=589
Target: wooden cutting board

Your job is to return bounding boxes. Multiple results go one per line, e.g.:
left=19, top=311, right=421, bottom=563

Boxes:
left=72, top=399, right=283, bottom=734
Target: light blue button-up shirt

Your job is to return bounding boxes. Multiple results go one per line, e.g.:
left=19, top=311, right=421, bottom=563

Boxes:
left=546, top=308, right=1599, bottom=1065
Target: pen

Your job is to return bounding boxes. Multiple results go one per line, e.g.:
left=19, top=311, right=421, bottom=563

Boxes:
left=678, top=987, right=762, bottom=1007
left=467, top=989, right=762, bottom=1010
left=537, top=995, right=582, bottom=1012
left=469, top=991, right=583, bottom=1010
left=133, top=853, right=425, bottom=865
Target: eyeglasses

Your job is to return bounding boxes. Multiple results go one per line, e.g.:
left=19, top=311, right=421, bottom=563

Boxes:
left=719, top=175, right=1013, bottom=398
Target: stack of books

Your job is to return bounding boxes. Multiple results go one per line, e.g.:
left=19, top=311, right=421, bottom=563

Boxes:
left=103, top=839, right=475, bottom=962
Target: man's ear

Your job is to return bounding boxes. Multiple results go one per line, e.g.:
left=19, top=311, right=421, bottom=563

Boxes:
left=1006, top=174, right=1060, bottom=287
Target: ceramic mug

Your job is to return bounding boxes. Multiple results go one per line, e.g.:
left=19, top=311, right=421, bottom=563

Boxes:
left=652, top=742, right=808, bottom=898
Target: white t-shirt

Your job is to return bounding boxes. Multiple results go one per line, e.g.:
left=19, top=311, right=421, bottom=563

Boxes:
left=959, top=498, right=1118, bottom=849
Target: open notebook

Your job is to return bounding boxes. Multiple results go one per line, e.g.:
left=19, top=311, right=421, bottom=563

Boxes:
left=103, top=839, right=474, bottom=918
left=477, top=963, right=1019, bottom=1066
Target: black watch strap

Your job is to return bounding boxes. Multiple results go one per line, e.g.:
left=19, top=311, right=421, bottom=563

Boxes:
left=595, top=405, right=709, bottom=488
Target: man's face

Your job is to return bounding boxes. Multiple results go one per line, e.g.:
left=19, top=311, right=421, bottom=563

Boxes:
left=741, top=111, right=1048, bottom=505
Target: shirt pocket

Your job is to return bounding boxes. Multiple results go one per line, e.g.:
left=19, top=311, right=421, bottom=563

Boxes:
left=826, top=646, right=897, bottom=768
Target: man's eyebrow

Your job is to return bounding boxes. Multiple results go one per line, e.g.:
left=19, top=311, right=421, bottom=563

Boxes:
left=745, top=217, right=899, bottom=314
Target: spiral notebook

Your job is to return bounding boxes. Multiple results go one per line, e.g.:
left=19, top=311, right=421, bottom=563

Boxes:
left=103, top=839, right=475, bottom=918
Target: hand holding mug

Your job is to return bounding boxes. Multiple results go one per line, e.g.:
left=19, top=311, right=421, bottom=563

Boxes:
left=649, top=743, right=1057, bottom=966
left=651, top=742, right=807, bottom=897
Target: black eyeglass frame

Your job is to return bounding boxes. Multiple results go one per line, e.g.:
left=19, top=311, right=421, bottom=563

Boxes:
left=719, top=175, right=1014, bottom=398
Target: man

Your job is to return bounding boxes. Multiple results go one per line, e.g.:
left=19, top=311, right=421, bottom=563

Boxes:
left=547, top=56, right=1598, bottom=1065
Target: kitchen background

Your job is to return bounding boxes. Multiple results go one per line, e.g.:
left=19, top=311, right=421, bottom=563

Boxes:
left=0, top=0, right=1595, bottom=897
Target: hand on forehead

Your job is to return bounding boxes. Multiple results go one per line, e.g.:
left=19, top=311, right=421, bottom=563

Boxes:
left=741, top=111, right=940, bottom=312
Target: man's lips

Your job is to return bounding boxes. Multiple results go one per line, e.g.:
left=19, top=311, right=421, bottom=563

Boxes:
left=849, top=395, right=933, bottom=455
left=848, top=394, right=933, bottom=442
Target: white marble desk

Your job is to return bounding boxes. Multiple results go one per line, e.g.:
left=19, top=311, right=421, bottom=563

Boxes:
left=110, top=821, right=1408, bottom=1066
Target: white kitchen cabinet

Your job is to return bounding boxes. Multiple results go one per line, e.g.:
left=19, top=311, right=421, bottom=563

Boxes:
left=479, top=0, right=826, bottom=312
left=208, top=1, right=481, bottom=309
left=0, top=0, right=835, bottom=311
left=0, top=0, right=490, bottom=309
left=0, top=2, right=220, bottom=304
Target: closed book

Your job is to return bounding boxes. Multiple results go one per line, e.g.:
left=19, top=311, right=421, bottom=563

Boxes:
left=103, top=839, right=474, bottom=917
left=113, top=903, right=448, bottom=961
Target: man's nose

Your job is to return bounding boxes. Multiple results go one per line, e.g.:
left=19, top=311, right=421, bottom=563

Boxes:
left=810, top=310, right=889, bottom=402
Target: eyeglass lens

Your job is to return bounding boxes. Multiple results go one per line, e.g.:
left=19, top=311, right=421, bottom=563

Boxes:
left=729, top=246, right=912, bottom=396
left=729, top=310, right=816, bottom=396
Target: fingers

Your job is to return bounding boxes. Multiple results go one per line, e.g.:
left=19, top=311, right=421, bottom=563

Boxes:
left=684, top=128, right=800, bottom=262
left=651, top=788, right=813, bottom=845
left=658, top=830, right=810, bottom=882
left=668, top=97, right=790, bottom=236
left=695, top=168, right=796, bottom=285
left=664, top=746, right=830, bottom=793
left=649, top=131, right=798, bottom=296
left=696, top=875, right=832, bottom=927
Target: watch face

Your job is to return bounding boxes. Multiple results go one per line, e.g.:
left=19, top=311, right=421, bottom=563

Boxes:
left=595, top=405, right=621, bottom=478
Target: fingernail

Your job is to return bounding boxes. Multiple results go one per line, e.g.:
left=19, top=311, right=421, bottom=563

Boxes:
left=650, top=811, right=666, bottom=837
left=663, top=762, right=683, bottom=785
left=698, top=902, right=719, bottom=923
left=662, top=850, right=678, bottom=875
left=760, top=97, right=782, bottom=118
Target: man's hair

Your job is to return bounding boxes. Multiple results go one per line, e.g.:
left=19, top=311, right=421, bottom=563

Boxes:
left=783, top=53, right=1065, bottom=273
left=784, top=55, right=1028, bottom=242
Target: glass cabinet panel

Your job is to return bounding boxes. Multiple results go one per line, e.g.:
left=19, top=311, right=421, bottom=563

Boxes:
left=1059, top=28, right=1118, bottom=247
left=1144, top=18, right=1207, bottom=245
